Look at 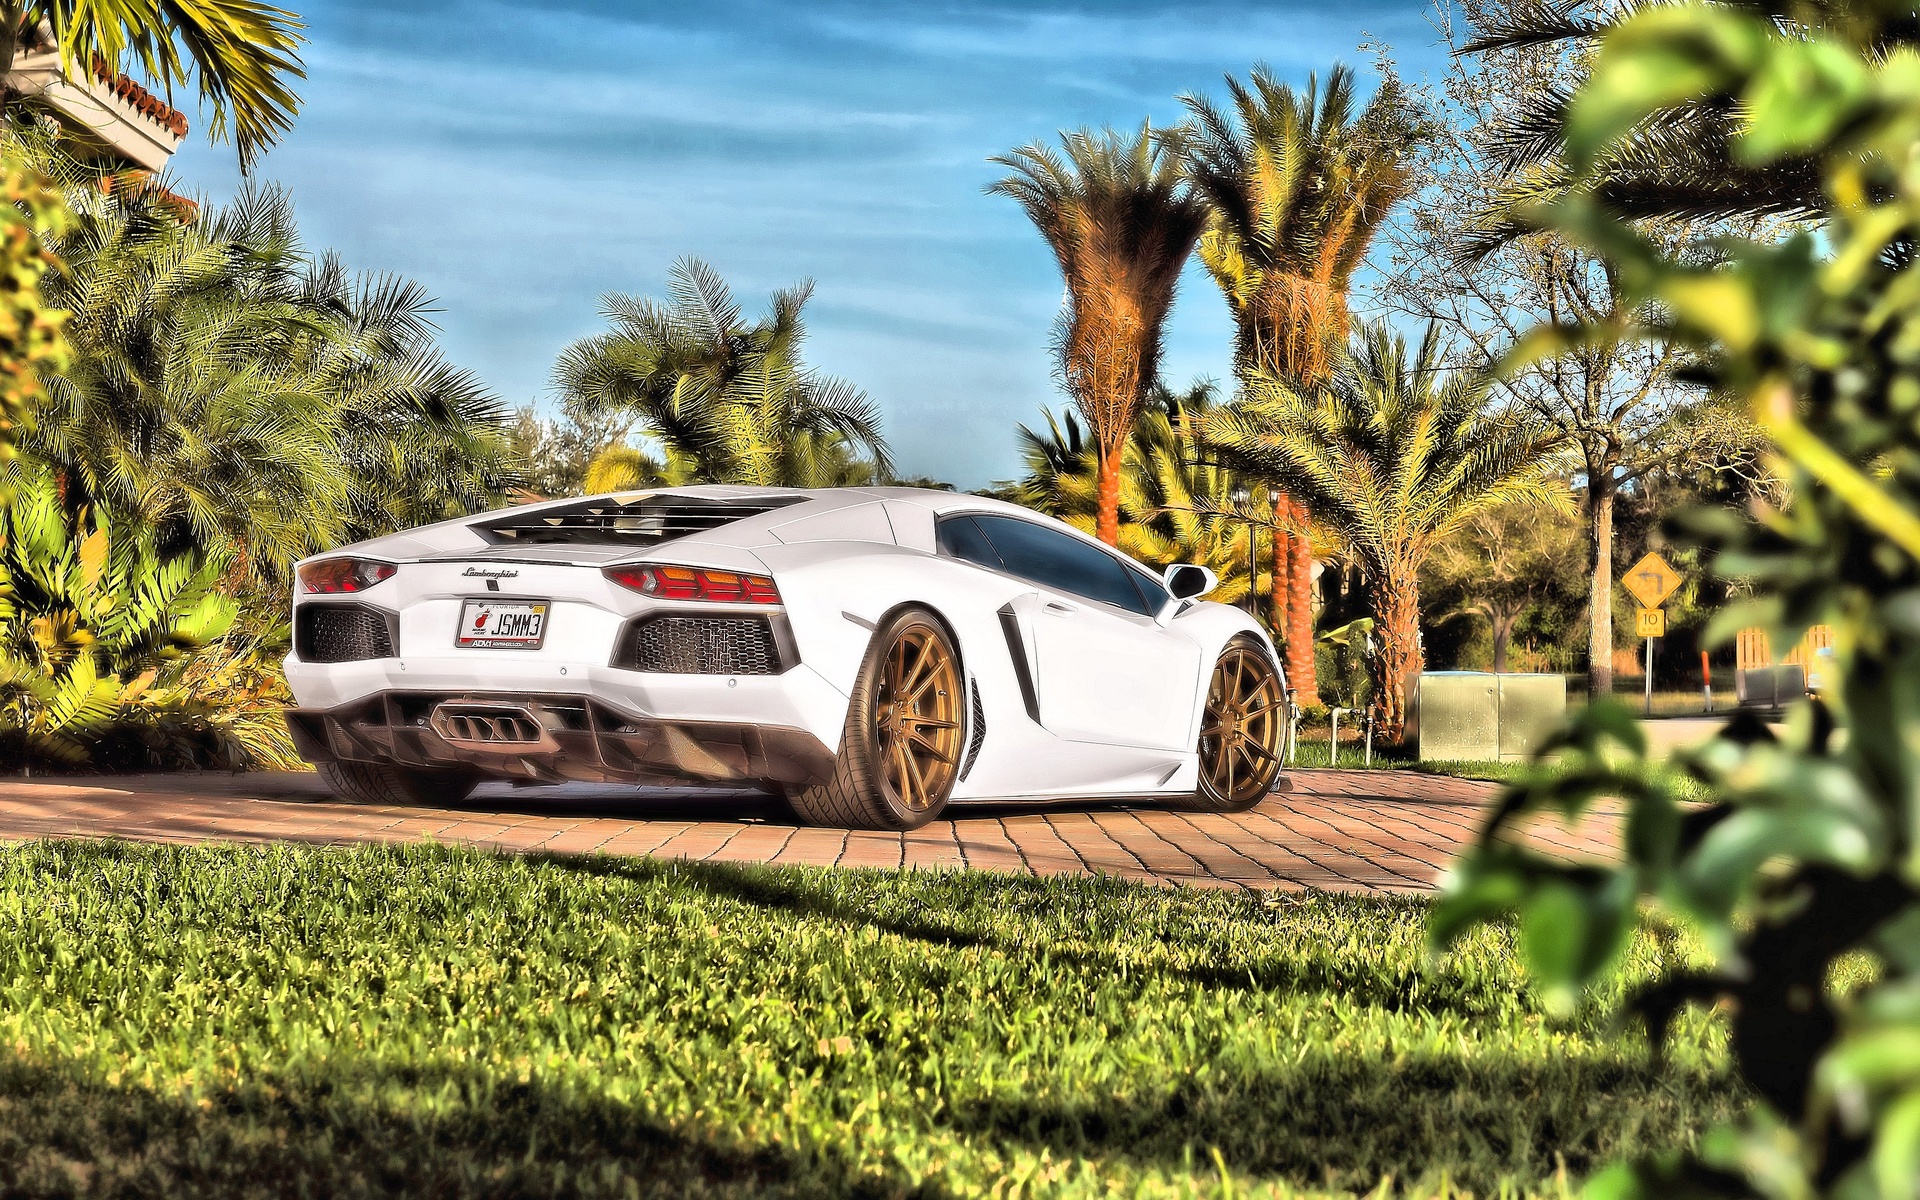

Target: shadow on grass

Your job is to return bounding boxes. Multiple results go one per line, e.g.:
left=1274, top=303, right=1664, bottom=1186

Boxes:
left=947, top=1053, right=1745, bottom=1195
left=0, top=842, right=1739, bottom=1198
left=0, top=1053, right=944, bottom=1200
left=0, top=1035, right=1741, bottom=1200
left=528, top=852, right=1523, bottom=1020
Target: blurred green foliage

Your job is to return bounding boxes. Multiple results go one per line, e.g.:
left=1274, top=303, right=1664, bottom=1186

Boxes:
left=0, top=156, right=67, bottom=465
left=1434, top=3, right=1920, bottom=1197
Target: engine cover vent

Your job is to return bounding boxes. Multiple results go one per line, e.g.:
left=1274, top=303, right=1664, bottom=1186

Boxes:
left=613, top=616, right=783, bottom=675
left=296, top=605, right=394, bottom=663
left=475, top=494, right=806, bottom=547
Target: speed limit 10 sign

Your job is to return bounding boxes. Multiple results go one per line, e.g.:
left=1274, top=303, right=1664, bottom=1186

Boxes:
left=1635, top=606, right=1666, bottom=637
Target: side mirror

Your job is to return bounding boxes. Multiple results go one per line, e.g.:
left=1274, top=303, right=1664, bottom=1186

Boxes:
left=1163, top=563, right=1217, bottom=600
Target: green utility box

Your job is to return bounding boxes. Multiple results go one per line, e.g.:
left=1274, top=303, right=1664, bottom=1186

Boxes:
left=1412, top=672, right=1566, bottom=763
left=1495, top=673, right=1567, bottom=761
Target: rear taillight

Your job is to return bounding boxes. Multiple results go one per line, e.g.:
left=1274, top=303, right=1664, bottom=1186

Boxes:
left=604, top=564, right=781, bottom=605
left=298, top=557, right=397, bottom=594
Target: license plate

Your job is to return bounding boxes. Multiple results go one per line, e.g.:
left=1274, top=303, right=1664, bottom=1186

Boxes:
left=458, top=599, right=550, bottom=649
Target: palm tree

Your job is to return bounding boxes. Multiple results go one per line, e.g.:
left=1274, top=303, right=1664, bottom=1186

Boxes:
left=1201, top=321, right=1564, bottom=741
left=553, top=257, right=891, bottom=488
left=1180, top=63, right=1430, bottom=699
left=1447, top=0, right=1847, bottom=247
left=989, top=124, right=1209, bottom=547
left=22, top=176, right=519, bottom=577
left=0, top=0, right=305, bottom=170
left=581, top=444, right=692, bottom=495
left=1181, top=64, right=1427, bottom=383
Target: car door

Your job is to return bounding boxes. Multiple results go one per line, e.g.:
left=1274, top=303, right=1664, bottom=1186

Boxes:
left=960, top=514, right=1204, bottom=751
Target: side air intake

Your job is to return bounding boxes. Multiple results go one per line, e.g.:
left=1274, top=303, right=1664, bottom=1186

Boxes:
left=960, top=679, right=986, bottom=782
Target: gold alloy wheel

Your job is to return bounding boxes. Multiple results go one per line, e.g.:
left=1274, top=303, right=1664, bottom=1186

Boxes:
left=873, top=624, right=964, bottom=813
left=1199, top=645, right=1285, bottom=806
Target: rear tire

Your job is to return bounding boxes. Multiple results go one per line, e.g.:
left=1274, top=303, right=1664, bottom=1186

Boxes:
left=1172, top=637, right=1286, bottom=813
left=318, top=760, right=481, bottom=807
left=786, top=608, right=965, bottom=830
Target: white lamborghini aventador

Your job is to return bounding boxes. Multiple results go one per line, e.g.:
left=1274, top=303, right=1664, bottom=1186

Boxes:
left=284, top=486, right=1291, bottom=830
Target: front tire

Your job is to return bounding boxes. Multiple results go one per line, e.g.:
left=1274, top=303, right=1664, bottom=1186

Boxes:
left=318, top=760, right=481, bottom=807
left=786, top=608, right=965, bottom=830
left=1180, top=637, right=1286, bottom=813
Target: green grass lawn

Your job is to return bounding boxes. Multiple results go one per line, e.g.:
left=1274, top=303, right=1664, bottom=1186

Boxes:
left=0, top=841, right=1740, bottom=1199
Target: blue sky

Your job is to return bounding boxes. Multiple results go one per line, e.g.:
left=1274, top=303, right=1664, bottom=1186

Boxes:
left=169, top=0, right=1443, bottom=489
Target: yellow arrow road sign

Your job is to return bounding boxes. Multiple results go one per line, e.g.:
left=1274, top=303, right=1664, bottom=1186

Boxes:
left=1624, top=552, right=1682, bottom=609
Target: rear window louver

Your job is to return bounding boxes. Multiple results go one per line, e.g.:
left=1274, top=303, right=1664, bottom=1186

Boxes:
left=473, top=495, right=806, bottom=546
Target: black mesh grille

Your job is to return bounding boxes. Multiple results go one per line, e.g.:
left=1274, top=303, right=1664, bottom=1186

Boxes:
left=296, top=605, right=394, bottom=663
left=475, top=495, right=806, bottom=546
left=614, top=616, right=782, bottom=675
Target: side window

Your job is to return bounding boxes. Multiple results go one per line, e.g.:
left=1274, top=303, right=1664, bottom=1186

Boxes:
left=935, top=515, right=1004, bottom=571
left=1127, top=563, right=1172, bottom=613
left=970, top=515, right=1155, bottom=616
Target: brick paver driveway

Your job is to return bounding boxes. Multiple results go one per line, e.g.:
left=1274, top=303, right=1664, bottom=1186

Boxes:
left=0, top=769, right=1621, bottom=893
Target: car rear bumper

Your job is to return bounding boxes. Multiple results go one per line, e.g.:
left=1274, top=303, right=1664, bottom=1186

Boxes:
left=286, top=691, right=838, bottom=788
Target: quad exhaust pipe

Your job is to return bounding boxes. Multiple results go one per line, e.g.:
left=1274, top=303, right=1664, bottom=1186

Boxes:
left=429, top=701, right=559, bottom=754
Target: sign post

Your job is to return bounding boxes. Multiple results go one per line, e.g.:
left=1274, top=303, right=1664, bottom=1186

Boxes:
left=1623, top=553, right=1683, bottom=716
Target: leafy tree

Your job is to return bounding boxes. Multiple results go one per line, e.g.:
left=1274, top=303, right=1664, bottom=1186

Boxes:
left=1180, top=62, right=1429, bottom=699
left=988, top=124, right=1208, bottom=548
left=1423, top=494, right=1583, bottom=672
left=0, top=0, right=305, bottom=171
left=1435, top=7, right=1920, bottom=1198
left=554, top=257, right=890, bottom=489
left=505, top=405, right=627, bottom=499
left=1381, top=1, right=1750, bottom=699
left=19, top=177, right=517, bottom=577
left=1203, top=321, right=1562, bottom=740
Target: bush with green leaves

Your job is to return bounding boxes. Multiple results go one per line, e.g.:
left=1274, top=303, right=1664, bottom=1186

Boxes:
left=0, top=156, right=68, bottom=463
left=1433, top=4, right=1920, bottom=1197
left=0, top=465, right=292, bottom=770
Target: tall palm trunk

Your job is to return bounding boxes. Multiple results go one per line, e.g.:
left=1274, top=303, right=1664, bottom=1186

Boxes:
left=1492, top=614, right=1515, bottom=674
left=1268, top=499, right=1289, bottom=640
left=1374, top=566, right=1423, bottom=742
left=1587, top=475, right=1615, bottom=699
left=1287, top=512, right=1315, bottom=699
left=0, top=3, right=30, bottom=109
left=1095, top=441, right=1124, bottom=546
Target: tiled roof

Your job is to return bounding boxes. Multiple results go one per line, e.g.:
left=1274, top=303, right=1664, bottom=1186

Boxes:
left=87, top=57, right=189, bottom=137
